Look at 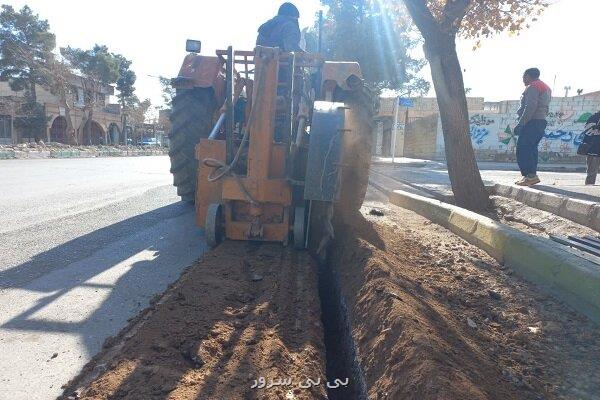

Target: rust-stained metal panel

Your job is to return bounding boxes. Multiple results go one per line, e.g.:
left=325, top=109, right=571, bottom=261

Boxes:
left=176, top=55, right=222, bottom=87
left=304, top=101, right=345, bottom=202
left=321, top=61, right=363, bottom=91
left=173, top=54, right=226, bottom=103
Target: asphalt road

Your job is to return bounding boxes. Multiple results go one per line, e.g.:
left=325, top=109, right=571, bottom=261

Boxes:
left=0, top=156, right=206, bottom=400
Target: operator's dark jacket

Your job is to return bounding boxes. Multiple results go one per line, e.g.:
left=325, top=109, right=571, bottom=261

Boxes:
left=256, top=15, right=301, bottom=52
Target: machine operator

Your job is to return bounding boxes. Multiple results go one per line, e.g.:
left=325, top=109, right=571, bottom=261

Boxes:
left=256, top=3, right=302, bottom=52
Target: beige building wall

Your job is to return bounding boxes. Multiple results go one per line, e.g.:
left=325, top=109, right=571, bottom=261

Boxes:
left=375, top=91, right=600, bottom=161
left=375, top=96, right=485, bottom=157
left=403, top=114, right=439, bottom=159
left=0, top=81, right=121, bottom=144
left=433, top=93, right=600, bottom=161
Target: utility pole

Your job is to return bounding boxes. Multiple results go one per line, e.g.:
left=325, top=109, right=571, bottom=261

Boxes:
left=403, top=106, right=410, bottom=148
left=391, top=94, right=412, bottom=163
left=391, top=96, right=400, bottom=164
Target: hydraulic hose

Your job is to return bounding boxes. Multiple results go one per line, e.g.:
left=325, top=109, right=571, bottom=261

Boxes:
left=201, top=52, right=270, bottom=205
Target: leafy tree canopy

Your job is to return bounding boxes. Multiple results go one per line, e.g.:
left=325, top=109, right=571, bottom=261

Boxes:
left=127, top=96, right=151, bottom=125
left=114, top=54, right=136, bottom=106
left=0, top=5, right=56, bottom=99
left=60, top=44, right=120, bottom=89
left=391, top=0, right=548, bottom=42
left=14, top=101, right=48, bottom=140
left=158, top=76, right=175, bottom=109
left=313, top=0, right=429, bottom=94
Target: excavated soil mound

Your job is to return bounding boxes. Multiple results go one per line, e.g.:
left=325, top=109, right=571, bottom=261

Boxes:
left=62, top=241, right=327, bottom=400
left=328, top=197, right=599, bottom=400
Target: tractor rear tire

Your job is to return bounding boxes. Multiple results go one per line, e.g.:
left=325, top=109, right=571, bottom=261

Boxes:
left=169, top=88, right=217, bottom=202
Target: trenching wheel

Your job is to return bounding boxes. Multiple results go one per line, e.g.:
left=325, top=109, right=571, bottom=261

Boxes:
left=293, top=206, right=306, bottom=249
left=206, top=203, right=224, bottom=248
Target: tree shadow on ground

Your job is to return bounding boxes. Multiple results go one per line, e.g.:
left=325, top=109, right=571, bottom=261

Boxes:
left=65, top=241, right=326, bottom=400
left=1, top=201, right=204, bottom=375
left=0, top=202, right=192, bottom=289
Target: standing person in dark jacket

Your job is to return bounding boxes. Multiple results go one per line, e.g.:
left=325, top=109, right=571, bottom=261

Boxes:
left=514, top=67, right=552, bottom=186
left=583, top=111, right=600, bottom=185
left=256, top=3, right=302, bottom=52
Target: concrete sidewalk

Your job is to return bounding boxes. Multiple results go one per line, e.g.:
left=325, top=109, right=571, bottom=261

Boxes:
left=372, top=159, right=600, bottom=233
left=478, top=161, right=587, bottom=173
left=371, top=157, right=445, bottom=168
left=372, top=158, right=599, bottom=204
left=372, top=156, right=586, bottom=173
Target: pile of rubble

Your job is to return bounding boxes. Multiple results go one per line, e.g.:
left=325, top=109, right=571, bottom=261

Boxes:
left=0, top=142, right=168, bottom=159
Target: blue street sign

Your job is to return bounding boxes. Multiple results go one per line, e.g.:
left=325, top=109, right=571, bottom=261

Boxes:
left=398, top=97, right=414, bottom=107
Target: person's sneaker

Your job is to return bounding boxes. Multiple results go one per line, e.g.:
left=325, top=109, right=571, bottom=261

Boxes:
left=515, top=177, right=527, bottom=185
left=516, top=175, right=540, bottom=186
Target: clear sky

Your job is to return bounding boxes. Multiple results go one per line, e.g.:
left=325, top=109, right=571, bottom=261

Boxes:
left=454, top=0, right=600, bottom=101
left=3, top=0, right=599, bottom=110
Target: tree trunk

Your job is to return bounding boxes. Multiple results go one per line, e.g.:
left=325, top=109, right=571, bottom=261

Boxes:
left=61, top=99, right=74, bottom=145
left=29, top=72, right=37, bottom=103
left=29, top=73, right=42, bottom=142
left=82, top=78, right=94, bottom=145
left=423, top=33, right=490, bottom=211
left=121, top=99, right=127, bottom=145
left=66, top=110, right=73, bottom=144
left=86, top=108, right=93, bottom=145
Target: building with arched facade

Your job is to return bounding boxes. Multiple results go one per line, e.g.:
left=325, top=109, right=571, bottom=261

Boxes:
left=0, top=77, right=122, bottom=145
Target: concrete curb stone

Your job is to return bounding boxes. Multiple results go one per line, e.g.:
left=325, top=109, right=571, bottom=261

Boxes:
left=470, top=218, right=511, bottom=262
left=522, top=190, right=542, bottom=205
left=563, top=199, right=595, bottom=226
left=388, top=190, right=450, bottom=225
left=514, top=187, right=527, bottom=203
left=389, top=189, right=600, bottom=324
left=492, top=183, right=598, bottom=232
left=494, top=184, right=512, bottom=197
left=536, top=192, right=567, bottom=214
left=591, top=207, right=600, bottom=232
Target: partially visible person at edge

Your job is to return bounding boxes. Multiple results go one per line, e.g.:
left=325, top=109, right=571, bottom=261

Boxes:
left=514, top=68, right=552, bottom=186
left=256, top=2, right=302, bottom=52
left=583, top=111, right=600, bottom=185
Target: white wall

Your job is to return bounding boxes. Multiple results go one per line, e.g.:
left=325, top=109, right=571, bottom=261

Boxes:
left=435, top=96, right=600, bottom=159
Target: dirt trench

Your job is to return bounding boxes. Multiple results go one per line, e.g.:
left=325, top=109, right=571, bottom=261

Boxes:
left=327, top=191, right=599, bottom=400
left=61, top=190, right=600, bottom=400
